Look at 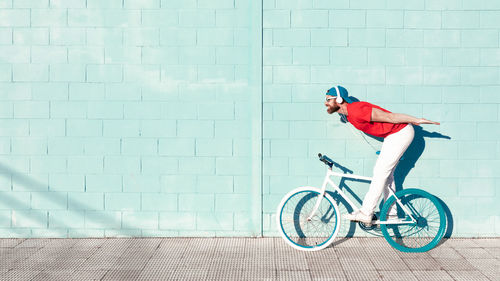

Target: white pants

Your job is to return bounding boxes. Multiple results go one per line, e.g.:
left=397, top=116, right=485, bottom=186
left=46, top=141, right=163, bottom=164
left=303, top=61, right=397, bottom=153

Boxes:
left=360, top=124, right=414, bottom=216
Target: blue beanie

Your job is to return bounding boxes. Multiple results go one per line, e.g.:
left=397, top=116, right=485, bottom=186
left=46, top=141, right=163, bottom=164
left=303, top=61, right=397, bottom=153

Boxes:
left=326, top=86, right=352, bottom=103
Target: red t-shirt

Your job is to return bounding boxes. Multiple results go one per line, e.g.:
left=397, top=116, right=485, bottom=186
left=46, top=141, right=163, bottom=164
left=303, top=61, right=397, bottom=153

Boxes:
left=346, top=102, right=407, bottom=138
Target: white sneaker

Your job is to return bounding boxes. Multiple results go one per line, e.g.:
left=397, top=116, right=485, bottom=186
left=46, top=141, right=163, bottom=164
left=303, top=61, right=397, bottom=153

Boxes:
left=343, top=210, right=373, bottom=224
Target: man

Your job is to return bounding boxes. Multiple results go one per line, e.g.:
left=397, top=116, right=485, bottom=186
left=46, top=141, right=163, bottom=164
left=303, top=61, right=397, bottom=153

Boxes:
left=324, top=86, right=440, bottom=224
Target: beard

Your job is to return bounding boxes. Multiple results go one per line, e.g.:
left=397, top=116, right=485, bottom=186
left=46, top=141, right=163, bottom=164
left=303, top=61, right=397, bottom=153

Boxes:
left=326, top=104, right=340, bottom=114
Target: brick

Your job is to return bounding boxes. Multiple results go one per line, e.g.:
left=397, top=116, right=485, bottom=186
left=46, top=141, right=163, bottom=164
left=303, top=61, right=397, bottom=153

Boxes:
left=263, top=10, right=290, bottom=28
left=159, top=138, right=194, bottom=156
left=13, top=64, right=48, bottom=82
left=12, top=172, right=48, bottom=191
left=405, top=48, right=442, bottom=66
left=178, top=9, right=215, bottom=27
left=424, top=30, right=461, bottom=47
left=198, top=65, right=235, bottom=82
left=386, top=29, right=423, bottom=47
left=161, top=175, right=195, bottom=193
left=49, top=174, right=84, bottom=192
left=105, top=47, right=141, bottom=64
left=276, top=0, right=312, bottom=8
left=103, top=120, right=141, bottom=137
left=69, top=9, right=141, bottom=27
left=368, top=48, right=404, bottom=66
left=293, top=47, right=329, bottom=65
left=86, top=175, right=122, bottom=192
left=123, top=212, right=158, bottom=229
left=0, top=192, right=30, bottom=209
left=104, top=156, right=141, bottom=173
left=124, top=28, right=159, bottom=46
left=14, top=101, right=49, bottom=118
left=461, top=104, right=497, bottom=122
left=67, top=156, right=104, bottom=173
left=460, top=67, right=498, bottom=85
left=178, top=156, right=216, bottom=176
left=459, top=178, right=495, bottom=197
left=178, top=120, right=214, bottom=138
left=423, top=67, right=460, bottom=85
left=461, top=30, right=498, bottom=47
left=11, top=137, right=47, bottom=155
left=348, top=29, right=385, bottom=47
left=87, top=0, right=122, bottom=8
left=87, top=101, right=123, bottom=119
left=0, top=9, right=30, bottom=27
left=291, top=10, right=328, bottom=28
left=47, top=137, right=85, bottom=155
left=66, top=120, right=102, bottom=137
left=123, top=102, right=161, bottom=119
left=67, top=192, right=103, bottom=210
left=87, top=65, right=123, bottom=82
left=49, top=210, right=85, bottom=228
left=142, top=193, right=177, bottom=211
left=273, top=66, right=310, bottom=83
left=50, top=101, right=86, bottom=118
left=216, top=157, right=250, bottom=175
left=216, top=47, right=250, bottom=65
left=480, top=11, right=500, bottom=28
left=270, top=140, right=307, bottom=157
left=122, top=138, right=158, bottom=156
left=178, top=194, right=214, bottom=211
left=178, top=47, right=215, bottom=65
left=13, top=28, right=49, bottom=45
left=404, top=11, right=441, bottom=29
left=50, top=28, right=86, bottom=45
left=0, top=46, right=30, bottom=63
left=159, top=212, right=195, bottom=230
left=444, top=49, right=480, bottom=66
left=330, top=10, right=365, bottom=28
left=196, top=139, right=232, bottom=156
left=273, top=29, right=310, bottom=47
left=86, top=28, right=123, bottom=46
left=142, top=47, right=178, bottom=64
left=32, top=82, right=68, bottom=100
left=50, top=0, right=85, bottom=8
left=216, top=8, right=250, bottom=27
left=69, top=83, right=105, bottom=100
left=84, top=210, right=121, bottom=229
left=366, top=10, right=403, bottom=28
left=443, top=11, right=479, bottom=29
left=386, top=67, right=422, bottom=85
left=196, top=175, right=233, bottom=193
left=197, top=28, right=233, bottom=46
left=31, top=9, right=67, bottom=27
left=84, top=138, right=120, bottom=155
left=14, top=0, right=49, bottom=8
left=124, top=0, right=159, bottom=8
left=30, top=156, right=66, bottom=173
left=196, top=212, right=233, bottom=231
left=477, top=160, right=500, bottom=178
left=331, top=47, right=367, bottom=66
left=140, top=120, right=176, bottom=138
left=50, top=64, right=86, bottom=82
left=459, top=141, right=497, bottom=160
left=31, top=192, right=66, bottom=210
left=480, top=49, right=500, bottom=66
left=12, top=210, right=47, bottom=228
left=263, top=47, right=292, bottom=66
left=480, top=86, right=500, bottom=103
left=32, top=46, right=67, bottom=63
left=311, top=29, right=347, bottom=47
left=142, top=10, right=177, bottom=27
left=105, top=193, right=141, bottom=211
left=0, top=28, right=12, bottom=44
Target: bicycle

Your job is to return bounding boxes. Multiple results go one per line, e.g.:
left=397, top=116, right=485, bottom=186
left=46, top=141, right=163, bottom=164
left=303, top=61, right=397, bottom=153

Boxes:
left=276, top=153, right=446, bottom=253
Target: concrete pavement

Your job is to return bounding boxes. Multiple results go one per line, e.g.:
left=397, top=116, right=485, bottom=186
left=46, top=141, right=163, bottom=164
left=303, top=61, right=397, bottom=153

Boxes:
left=0, top=237, right=498, bottom=280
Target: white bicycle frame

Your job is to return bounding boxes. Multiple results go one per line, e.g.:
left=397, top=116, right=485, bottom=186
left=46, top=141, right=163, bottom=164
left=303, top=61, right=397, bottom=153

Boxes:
left=307, top=167, right=417, bottom=225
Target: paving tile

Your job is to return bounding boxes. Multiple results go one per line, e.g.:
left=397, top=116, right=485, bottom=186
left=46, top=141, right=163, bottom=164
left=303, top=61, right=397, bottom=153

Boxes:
left=402, top=258, right=441, bottom=270
left=446, top=270, right=491, bottom=281
left=465, top=258, right=500, bottom=274
left=484, top=247, right=500, bottom=259
left=0, top=239, right=24, bottom=248
left=369, top=257, right=409, bottom=271
left=344, top=270, right=381, bottom=281
left=101, top=269, right=142, bottom=280
left=32, top=270, right=75, bottom=281
left=428, top=247, right=463, bottom=259
left=278, top=270, right=312, bottom=281
left=378, top=270, right=417, bottom=281
left=412, top=270, right=453, bottom=281
left=71, top=270, right=108, bottom=280
left=0, top=270, right=42, bottom=280
left=454, top=247, right=495, bottom=259
left=434, top=258, right=476, bottom=271
left=339, top=258, right=376, bottom=271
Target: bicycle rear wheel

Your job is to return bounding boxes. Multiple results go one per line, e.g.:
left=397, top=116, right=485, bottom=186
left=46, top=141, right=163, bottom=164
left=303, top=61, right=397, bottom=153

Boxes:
left=380, top=188, right=446, bottom=252
left=276, top=187, right=340, bottom=251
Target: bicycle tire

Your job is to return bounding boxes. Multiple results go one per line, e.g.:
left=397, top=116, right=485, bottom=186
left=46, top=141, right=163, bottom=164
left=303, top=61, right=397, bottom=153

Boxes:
left=276, top=187, right=341, bottom=251
left=380, top=188, right=446, bottom=253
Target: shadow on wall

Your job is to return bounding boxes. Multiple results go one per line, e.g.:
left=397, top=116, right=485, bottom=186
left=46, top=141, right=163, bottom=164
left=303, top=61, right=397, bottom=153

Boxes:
left=0, top=163, right=131, bottom=237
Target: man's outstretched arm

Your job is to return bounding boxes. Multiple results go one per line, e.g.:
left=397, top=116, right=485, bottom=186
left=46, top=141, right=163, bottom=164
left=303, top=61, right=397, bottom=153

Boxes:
left=371, top=108, right=440, bottom=126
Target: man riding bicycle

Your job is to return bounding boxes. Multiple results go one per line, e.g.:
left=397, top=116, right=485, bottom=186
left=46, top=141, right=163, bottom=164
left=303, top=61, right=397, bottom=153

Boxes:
left=324, top=86, right=440, bottom=224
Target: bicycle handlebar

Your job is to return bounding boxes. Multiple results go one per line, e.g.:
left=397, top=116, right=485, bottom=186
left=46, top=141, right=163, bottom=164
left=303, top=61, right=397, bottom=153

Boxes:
left=318, top=153, right=354, bottom=174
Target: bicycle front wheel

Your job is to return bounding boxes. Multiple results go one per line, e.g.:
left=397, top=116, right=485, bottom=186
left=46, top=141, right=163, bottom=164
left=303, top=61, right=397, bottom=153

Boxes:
left=276, top=187, right=340, bottom=251
left=380, top=188, right=446, bottom=253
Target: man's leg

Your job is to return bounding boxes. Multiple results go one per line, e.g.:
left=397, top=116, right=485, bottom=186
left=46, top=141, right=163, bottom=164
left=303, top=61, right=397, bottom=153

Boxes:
left=359, top=125, right=414, bottom=217
left=383, top=171, right=397, bottom=216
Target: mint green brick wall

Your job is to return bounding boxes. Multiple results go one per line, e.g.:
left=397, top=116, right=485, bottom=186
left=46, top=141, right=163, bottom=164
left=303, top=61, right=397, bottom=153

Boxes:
left=0, top=0, right=498, bottom=238
left=263, top=0, right=500, bottom=237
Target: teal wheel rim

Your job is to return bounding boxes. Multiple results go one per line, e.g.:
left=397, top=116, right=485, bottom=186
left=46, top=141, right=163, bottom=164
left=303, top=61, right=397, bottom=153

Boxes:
left=380, top=188, right=446, bottom=253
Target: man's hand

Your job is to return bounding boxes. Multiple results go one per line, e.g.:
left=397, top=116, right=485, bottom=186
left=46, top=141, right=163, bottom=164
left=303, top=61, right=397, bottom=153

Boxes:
left=411, top=118, right=440, bottom=126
